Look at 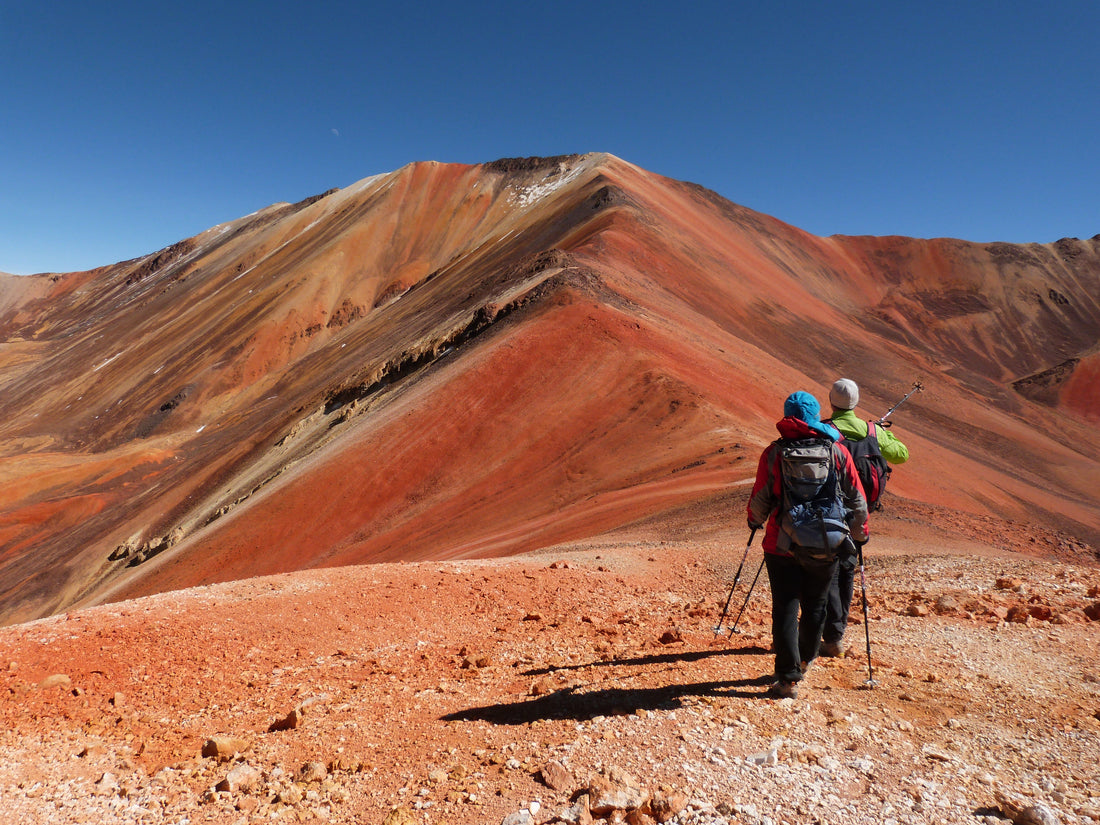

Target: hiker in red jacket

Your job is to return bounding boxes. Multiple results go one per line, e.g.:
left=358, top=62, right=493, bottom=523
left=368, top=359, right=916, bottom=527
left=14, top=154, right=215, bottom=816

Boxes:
left=747, top=391, right=869, bottom=699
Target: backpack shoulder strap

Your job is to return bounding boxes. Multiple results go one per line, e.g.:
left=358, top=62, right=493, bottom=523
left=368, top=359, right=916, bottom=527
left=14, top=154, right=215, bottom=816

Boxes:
left=770, top=439, right=785, bottom=491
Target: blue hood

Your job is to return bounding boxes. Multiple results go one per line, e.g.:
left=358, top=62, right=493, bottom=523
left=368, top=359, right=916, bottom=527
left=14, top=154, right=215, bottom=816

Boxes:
left=782, top=391, right=840, bottom=440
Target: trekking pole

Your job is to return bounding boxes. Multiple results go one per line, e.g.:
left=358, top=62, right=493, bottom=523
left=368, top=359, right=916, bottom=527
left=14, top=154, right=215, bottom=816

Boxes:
left=714, top=528, right=757, bottom=636
left=728, top=556, right=766, bottom=637
left=856, top=543, right=878, bottom=688
left=876, top=380, right=924, bottom=428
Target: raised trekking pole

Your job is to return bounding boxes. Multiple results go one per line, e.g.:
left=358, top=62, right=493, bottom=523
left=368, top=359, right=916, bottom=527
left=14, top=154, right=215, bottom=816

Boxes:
left=728, top=556, right=766, bottom=637
left=876, top=380, right=924, bottom=428
left=856, top=542, right=878, bottom=688
left=714, top=528, right=757, bottom=636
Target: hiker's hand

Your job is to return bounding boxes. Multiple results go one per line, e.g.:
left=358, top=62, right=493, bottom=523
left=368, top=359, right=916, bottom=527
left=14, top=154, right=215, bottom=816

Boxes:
left=748, top=519, right=762, bottom=532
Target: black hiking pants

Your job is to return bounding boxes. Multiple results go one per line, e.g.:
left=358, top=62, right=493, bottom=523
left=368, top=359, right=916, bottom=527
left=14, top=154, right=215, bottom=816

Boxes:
left=765, top=551, right=838, bottom=683
left=823, top=550, right=858, bottom=645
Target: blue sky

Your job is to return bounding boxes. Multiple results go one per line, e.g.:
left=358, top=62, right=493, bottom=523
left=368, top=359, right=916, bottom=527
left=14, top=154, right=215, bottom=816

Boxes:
left=2, top=1, right=1098, bottom=275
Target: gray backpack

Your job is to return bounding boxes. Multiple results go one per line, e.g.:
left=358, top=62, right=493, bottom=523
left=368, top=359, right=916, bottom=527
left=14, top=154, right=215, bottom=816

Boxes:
left=775, top=437, right=851, bottom=564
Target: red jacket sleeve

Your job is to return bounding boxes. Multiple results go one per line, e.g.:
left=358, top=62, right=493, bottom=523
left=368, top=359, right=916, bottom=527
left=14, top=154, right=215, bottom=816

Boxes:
left=747, top=444, right=785, bottom=552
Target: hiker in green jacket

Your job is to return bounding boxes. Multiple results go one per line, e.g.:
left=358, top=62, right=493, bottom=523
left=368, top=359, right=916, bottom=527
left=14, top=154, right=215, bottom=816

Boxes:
left=820, top=378, right=909, bottom=657
left=829, top=378, right=909, bottom=465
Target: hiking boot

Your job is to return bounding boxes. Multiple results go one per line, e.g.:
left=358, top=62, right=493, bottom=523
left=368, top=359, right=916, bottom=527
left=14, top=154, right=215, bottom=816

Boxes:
left=820, top=640, right=844, bottom=658
left=767, top=680, right=799, bottom=699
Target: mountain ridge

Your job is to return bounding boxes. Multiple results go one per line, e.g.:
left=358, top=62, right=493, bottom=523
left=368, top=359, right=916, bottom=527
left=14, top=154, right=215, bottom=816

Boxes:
left=0, top=153, right=1097, bottom=625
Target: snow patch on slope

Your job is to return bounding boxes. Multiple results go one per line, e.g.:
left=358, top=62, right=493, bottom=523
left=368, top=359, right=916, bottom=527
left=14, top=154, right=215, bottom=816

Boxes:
left=508, top=159, right=589, bottom=208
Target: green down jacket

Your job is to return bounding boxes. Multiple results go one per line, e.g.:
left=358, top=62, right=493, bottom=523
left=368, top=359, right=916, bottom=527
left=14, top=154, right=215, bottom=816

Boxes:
left=829, top=409, right=910, bottom=465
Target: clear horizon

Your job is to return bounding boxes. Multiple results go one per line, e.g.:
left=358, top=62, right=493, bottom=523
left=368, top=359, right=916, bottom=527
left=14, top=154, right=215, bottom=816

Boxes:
left=3, top=1, right=1098, bottom=275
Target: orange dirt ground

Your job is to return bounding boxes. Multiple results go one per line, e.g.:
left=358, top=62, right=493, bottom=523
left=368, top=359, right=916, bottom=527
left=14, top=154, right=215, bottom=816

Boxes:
left=1, top=495, right=1097, bottom=825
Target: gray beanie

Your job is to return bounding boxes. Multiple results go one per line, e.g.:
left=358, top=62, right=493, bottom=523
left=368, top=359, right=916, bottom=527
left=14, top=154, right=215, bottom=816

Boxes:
left=829, top=378, right=859, bottom=410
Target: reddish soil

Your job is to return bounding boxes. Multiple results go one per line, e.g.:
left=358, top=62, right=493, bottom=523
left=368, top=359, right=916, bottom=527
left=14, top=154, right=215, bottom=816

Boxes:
left=1, top=498, right=1097, bottom=824
left=0, top=152, right=1099, bottom=822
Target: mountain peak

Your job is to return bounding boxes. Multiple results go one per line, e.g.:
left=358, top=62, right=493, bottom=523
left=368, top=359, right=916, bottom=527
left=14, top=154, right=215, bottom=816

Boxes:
left=0, top=156, right=1097, bottom=624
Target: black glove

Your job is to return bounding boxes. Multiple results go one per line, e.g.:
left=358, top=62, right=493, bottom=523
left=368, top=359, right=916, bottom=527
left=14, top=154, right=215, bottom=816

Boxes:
left=748, top=520, right=763, bottom=532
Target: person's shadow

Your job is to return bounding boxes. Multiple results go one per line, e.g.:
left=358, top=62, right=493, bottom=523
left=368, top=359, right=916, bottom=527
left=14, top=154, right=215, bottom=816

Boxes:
left=441, top=644, right=773, bottom=726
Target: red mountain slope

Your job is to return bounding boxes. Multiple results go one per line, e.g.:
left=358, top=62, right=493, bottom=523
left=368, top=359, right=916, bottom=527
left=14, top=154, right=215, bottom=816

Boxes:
left=0, top=154, right=1097, bottom=624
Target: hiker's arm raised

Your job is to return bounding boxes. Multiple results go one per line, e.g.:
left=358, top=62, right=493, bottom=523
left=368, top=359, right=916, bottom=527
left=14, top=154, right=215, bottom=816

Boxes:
left=878, top=426, right=909, bottom=464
